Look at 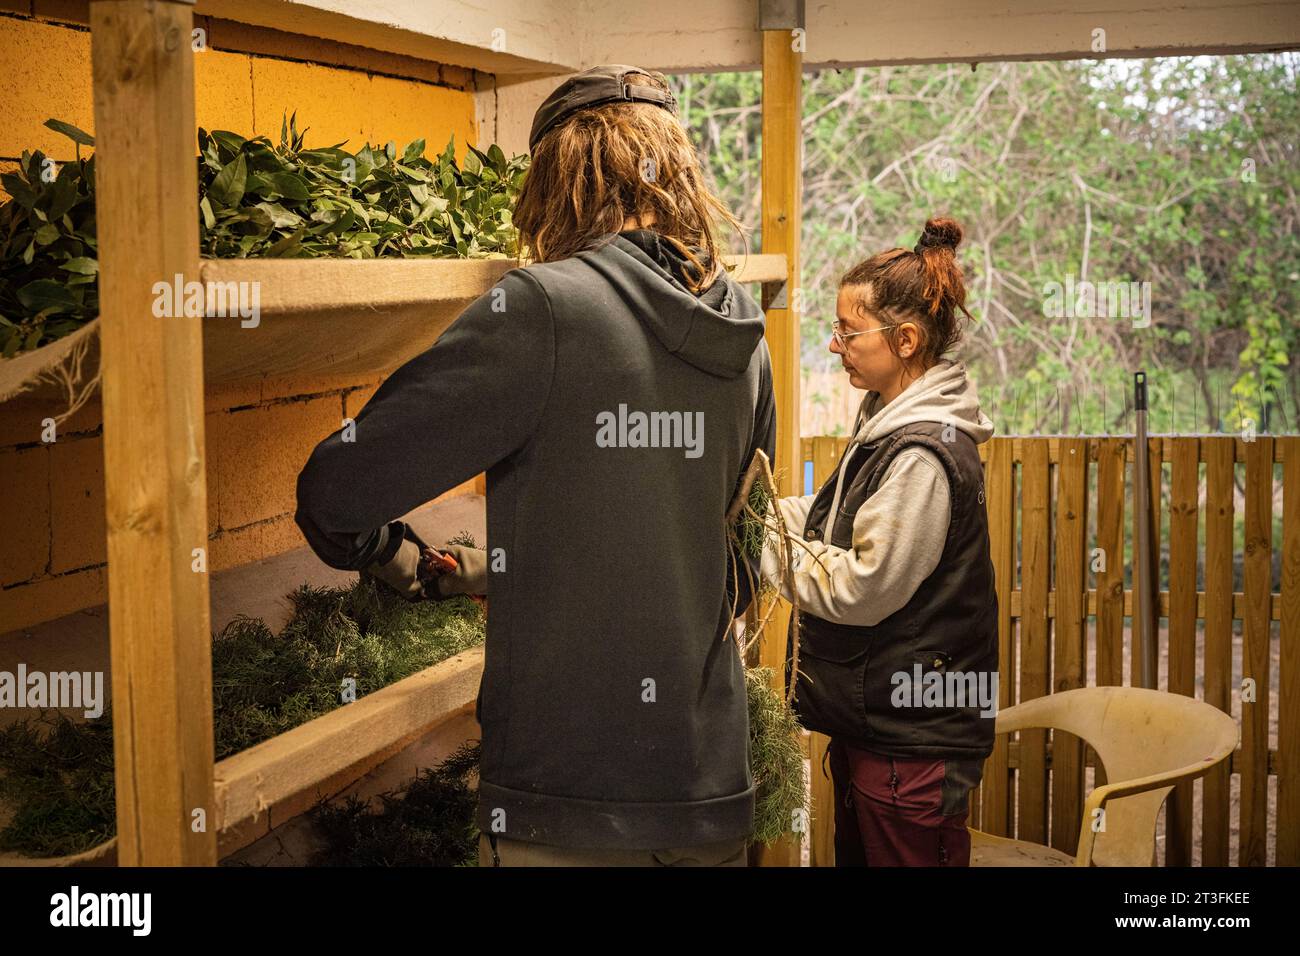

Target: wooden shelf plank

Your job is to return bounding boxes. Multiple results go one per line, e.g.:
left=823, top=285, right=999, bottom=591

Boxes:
left=3, top=253, right=787, bottom=398
left=0, top=493, right=486, bottom=863
left=200, top=254, right=784, bottom=383
left=198, top=257, right=513, bottom=384
left=723, top=253, right=787, bottom=284
left=213, top=646, right=483, bottom=856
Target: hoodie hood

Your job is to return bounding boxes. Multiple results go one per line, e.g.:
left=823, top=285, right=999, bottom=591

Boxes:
left=850, top=359, right=995, bottom=446
left=575, top=232, right=765, bottom=379
left=818, top=358, right=994, bottom=527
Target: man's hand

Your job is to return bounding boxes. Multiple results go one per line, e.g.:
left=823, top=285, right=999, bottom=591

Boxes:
left=362, top=538, right=425, bottom=601
left=420, top=544, right=488, bottom=599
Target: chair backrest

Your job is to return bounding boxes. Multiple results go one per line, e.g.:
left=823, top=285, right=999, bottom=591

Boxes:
left=994, top=686, right=1239, bottom=866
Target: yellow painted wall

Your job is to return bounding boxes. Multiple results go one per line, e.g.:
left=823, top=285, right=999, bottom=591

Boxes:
left=0, top=10, right=483, bottom=631
left=0, top=12, right=477, bottom=162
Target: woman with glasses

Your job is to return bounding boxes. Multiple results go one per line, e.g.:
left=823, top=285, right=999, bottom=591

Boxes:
left=762, top=217, right=998, bottom=866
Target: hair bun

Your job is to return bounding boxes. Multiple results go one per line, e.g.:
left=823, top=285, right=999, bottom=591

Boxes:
left=914, top=217, right=963, bottom=254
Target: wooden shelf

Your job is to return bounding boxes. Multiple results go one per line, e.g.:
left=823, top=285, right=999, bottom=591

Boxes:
left=198, top=257, right=514, bottom=385
left=724, top=252, right=787, bottom=284
left=199, top=253, right=785, bottom=384
left=215, top=645, right=482, bottom=857
left=1, top=252, right=791, bottom=403
left=0, top=493, right=486, bottom=865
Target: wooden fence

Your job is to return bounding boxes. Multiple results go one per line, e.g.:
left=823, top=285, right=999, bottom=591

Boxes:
left=798, top=434, right=1298, bottom=867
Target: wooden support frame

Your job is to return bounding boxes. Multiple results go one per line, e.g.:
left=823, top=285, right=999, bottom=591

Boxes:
left=90, top=0, right=215, bottom=866
left=78, top=0, right=790, bottom=862
left=754, top=0, right=805, bottom=868
left=214, top=648, right=483, bottom=855
left=760, top=21, right=803, bottom=493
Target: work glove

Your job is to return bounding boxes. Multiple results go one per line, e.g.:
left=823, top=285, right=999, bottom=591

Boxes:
left=360, top=524, right=429, bottom=601
left=361, top=521, right=488, bottom=602
left=420, top=544, right=488, bottom=599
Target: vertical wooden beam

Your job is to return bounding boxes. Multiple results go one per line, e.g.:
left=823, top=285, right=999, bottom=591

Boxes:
left=806, top=730, right=834, bottom=866
left=1018, top=439, right=1050, bottom=844
left=804, top=436, right=839, bottom=866
left=760, top=18, right=802, bottom=492
left=90, top=0, right=216, bottom=866
left=756, top=439, right=835, bottom=867
left=752, top=0, right=804, bottom=868
left=981, top=437, right=1015, bottom=836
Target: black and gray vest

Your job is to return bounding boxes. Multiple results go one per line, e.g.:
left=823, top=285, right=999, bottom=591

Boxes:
left=786, top=421, right=999, bottom=759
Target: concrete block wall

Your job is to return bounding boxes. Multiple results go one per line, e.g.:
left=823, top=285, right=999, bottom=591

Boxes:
left=0, top=5, right=486, bottom=632
left=0, top=375, right=482, bottom=632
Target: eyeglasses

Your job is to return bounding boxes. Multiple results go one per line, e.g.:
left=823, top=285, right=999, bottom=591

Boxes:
left=831, top=319, right=896, bottom=349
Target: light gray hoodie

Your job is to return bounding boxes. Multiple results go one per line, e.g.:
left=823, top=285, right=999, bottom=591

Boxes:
left=761, top=358, right=994, bottom=626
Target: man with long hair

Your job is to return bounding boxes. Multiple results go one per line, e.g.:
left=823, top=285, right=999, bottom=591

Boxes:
left=296, top=66, right=776, bottom=866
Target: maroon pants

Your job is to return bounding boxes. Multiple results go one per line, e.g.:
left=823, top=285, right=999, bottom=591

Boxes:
left=827, top=737, right=983, bottom=867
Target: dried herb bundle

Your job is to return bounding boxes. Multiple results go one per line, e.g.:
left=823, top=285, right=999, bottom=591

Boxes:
left=747, top=667, right=808, bottom=847
left=725, top=449, right=812, bottom=846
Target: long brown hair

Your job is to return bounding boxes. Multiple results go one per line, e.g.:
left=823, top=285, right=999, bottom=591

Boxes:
left=840, top=217, right=974, bottom=369
left=514, top=69, right=740, bottom=292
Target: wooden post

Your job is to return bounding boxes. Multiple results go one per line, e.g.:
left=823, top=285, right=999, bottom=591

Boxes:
left=981, top=438, right=1015, bottom=836
left=753, top=0, right=804, bottom=867
left=760, top=3, right=803, bottom=493
left=90, top=0, right=216, bottom=866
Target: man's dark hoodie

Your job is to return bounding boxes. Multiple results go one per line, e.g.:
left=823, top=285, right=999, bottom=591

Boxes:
left=295, top=230, right=776, bottom=849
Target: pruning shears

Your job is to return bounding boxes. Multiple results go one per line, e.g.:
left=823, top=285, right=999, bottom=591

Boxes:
left=418, top=546, right=459, bottom=579
left=417, top=543, right=487, bottom=610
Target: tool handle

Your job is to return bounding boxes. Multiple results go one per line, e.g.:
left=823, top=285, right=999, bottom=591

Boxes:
left=418, top=546, right=459, bottom=579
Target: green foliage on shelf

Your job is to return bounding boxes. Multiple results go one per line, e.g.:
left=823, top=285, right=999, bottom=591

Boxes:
left=309, top=743, right=481, bottom=867
left=0, top=578, right=485, bottom=858
left=0, top=115, right=530, bottom=357
left=0, top=710, right=116, bottom=858
left=199, top=112, right=528, bottom=260
left=0, top=120, right=99, bottom=357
